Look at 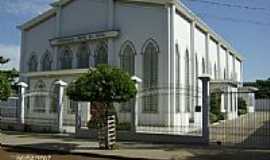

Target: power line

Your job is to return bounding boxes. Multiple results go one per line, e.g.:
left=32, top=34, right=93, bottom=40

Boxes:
left=183, top=0, right=270, bottom=12
left=197, top=13, right=270, bottom=26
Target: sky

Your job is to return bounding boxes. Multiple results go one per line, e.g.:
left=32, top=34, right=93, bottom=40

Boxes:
left=0, top=0, right=269, bottom=82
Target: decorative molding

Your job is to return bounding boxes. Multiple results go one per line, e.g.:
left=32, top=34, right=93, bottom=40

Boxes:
left=50, top=31, right=119, bottom=46
left=22, top=69, right=89, bottom=78
left=141, top=38, right=160, bottom=54
left=119, top=40, right=137, bottom=55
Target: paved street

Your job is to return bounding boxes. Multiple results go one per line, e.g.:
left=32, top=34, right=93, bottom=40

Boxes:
left=0, top=147, right=116, bottom=160
left=1, top=131, right=270, bottom=160
left=210, top=112, right=270, bottom=147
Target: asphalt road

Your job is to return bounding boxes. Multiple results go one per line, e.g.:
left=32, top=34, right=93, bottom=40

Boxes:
left=0, top=147, right=116, bottom=160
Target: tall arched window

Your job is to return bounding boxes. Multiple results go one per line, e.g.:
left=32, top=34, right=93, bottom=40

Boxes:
left=77, top=43, right=90, bottom=68
left=95, top=41, right=108, bottom=66
left=50, top=81, right=58, bottom=113
left=120, top=41, right=135, bottom=75
left=185, top=49, right=190, bottom=112
left=176, top=44, right=181, bottom=113
left=59, top=47, right=73, bottom=69
left=28, top=54, right=38, bottom=72
left=34, top=80, right=46, bottom=113
left=41, top=50, right=52, bottom=71
left=202, top=58, right=206, bottom=74
left=120, top=41, right=136, bottom=112
left=142, top=39, right=159, bottom=113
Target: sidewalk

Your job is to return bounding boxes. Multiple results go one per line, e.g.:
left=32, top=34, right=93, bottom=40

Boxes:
left=1, top=131, right=270, bottom=160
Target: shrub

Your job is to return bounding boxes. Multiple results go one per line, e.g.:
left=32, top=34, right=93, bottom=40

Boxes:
left=210, top=90, right=224, bottom=122
left=210, top=112, right=218, bottom=123
left=238, top=97, right=247, bottom=115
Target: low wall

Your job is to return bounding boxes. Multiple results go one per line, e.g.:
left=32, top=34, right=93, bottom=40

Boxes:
left=255, top=99, right=270, bottom=111
left=76, top=128, right=208, bottom=145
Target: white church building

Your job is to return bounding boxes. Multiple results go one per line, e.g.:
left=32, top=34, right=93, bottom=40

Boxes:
left=16, top=0, right=243, bottom=133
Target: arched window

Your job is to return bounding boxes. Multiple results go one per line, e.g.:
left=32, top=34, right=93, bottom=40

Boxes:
left=120, top=41, right=136, bottom=75
left=95, top=41, right=108, bottom=66
left=142, top=39, right=159, bottom=113
left=202, top=58, right=206, bottom=74
left=120, top=41, right=136, bottom=112
left=41, top=51, right=52, bottom=71
left=28, top=54, right=38, bottom=72
left=176, top=44, right=181, bottom=113
left=77, top=43, right=90, bottom=68
left=34, top=80, right=46, bottom=113
left=185, top=50, right=190, bottom=112
left=50, top=82, right=58, bottom=113
left=59, top=47, right=73, bottom=69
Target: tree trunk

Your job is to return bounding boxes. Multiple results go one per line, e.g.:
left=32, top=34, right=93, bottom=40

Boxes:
left=97, top=102, right=116, bottom=149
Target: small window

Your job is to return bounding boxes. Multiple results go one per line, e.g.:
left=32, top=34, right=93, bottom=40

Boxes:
left=28, top=55, right=38, bottom=72
left=59, top=47, right=73, bottom=69
left=95, top=41, right=108, bottom=66
left=77, top=44, right=90, bottom=68
left=41, top=51, right=52, bottom=71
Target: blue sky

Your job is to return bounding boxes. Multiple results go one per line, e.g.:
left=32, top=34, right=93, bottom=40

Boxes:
left=0, top=0, right=269, bottom=81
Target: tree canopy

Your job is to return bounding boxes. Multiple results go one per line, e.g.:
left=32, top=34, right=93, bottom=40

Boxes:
left=66, top=64, right=137, bottom=104
left=0, top=57, right=18, bottom=101
left=244, top=78, right=270, bottom=99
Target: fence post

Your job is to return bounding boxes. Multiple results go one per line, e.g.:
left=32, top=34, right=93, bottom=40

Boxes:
left=199, top=74, right=211, bottom=144
left=17, top=82, right=28, bottom=127
left=55, top=80, right=67, bottom=133
left=131, top=76, right=142, bottom=133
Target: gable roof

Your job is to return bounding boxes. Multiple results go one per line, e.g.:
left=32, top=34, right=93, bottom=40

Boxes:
left=17, top=0, right=243, bottom=61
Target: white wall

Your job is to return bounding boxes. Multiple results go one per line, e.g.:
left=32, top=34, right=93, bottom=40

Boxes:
left=219, top=46, right=227, bottom=80
left=114, top=2, right=169, bottom=125
left=209, top=39, right=218, bottom=79
left=228, top=53, right=233, bottom=80
left=60, top=0, right=108, bottom=36
left=174, top=12, right=191, bottom=118
left=235, top=59, right=241, bottom=82
left=23, top=16, right=56, bottom=73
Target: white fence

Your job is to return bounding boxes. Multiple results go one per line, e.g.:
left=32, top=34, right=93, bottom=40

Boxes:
left=255, top=99, right=270, bottom=111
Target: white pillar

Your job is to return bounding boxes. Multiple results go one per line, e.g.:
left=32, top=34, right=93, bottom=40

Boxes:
left=18, top=82, right=28, bottom=125
left=217, top=43, right=221, bottom=80
left=107, top=0, right=115, bottom=66
left=225, top=49, right=229, bottom=79
left=55, top=80, right=67, bottom=132
left=199, top=74, right=211, bottom=140
left=169, top=4, right=176, bottom=126
left=131, top=76, right=142, bottom=133
left=166, top=4, right=171, bottom=127
left=205, top=33, right=210, bottom=74
left=190, top=21, right=196, bottom=115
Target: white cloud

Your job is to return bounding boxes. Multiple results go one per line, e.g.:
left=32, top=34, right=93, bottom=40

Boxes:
left=0, top=0, right=53, bottom=16
left=0, top=44, right=20, bottom=70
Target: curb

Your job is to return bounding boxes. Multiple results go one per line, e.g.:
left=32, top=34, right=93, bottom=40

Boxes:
left=1, top=143, right=165, bottom=160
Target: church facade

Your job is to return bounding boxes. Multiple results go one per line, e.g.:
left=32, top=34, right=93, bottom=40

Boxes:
left=18, top=0, right=243, bottom=132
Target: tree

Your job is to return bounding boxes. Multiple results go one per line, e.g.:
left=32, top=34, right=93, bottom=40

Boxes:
left=210, top=89, right=224, bottom=123
left=238, top=97, right=247, bottom=116
left=0, top=74, right=11, bottom=101
left=66, top=64, right=137, bottom=149
left=244, top=79, right=270, bottom=99
left=0, top=56, right=18, bottom=101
